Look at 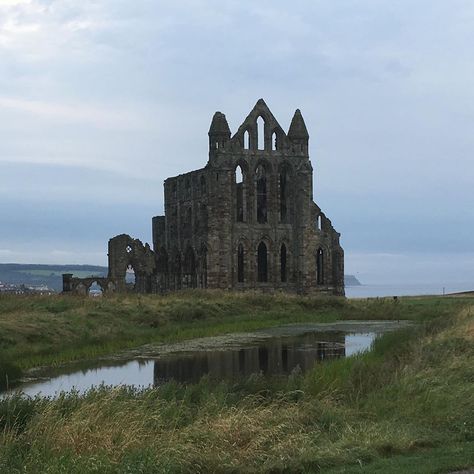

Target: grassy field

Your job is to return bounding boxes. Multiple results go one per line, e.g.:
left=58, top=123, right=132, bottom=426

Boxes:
left=0, top=292, right=473, bottom=472
left=0, top=291, right=406, bottom=384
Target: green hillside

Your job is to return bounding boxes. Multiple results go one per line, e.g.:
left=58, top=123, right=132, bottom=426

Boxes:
left=0, top=264, right=107, bottom=292
left=0, top=264, right=360, bottom=292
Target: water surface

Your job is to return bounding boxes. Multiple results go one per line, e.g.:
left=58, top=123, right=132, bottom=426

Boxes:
left=346, top=283, right=474, bottom=298
left=4, top=321, right=407, bottom=398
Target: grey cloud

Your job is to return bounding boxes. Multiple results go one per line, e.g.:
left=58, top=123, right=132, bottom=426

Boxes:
left=0, top=0, right=473, bottom=284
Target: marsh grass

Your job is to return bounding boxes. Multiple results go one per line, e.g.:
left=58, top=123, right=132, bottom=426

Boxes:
left=0, top=292, right=469, bottom=388
left=0, top=360, right=22, bottom=390
left=1, top=293, right=473, bottom=472
left=0, top=291, right=372, bottom=381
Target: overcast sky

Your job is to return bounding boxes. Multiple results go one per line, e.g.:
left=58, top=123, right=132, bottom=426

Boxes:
left=1, top=0, right=473, bottom=285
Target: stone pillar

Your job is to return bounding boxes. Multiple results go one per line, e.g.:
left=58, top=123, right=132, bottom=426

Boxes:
left=62, top=274, right=73, bottom=293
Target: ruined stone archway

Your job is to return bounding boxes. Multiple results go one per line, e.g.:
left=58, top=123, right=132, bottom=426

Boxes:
left=87, top=280, right=104, bottom=297
left=125, top=264, right=136, bottom=291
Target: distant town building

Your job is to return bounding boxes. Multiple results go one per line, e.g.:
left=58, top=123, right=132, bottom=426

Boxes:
left=0, top=281, right=55, bottom=295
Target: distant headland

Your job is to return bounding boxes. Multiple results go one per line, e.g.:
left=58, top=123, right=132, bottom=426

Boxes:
left=344, top=275, right=362, bottom=286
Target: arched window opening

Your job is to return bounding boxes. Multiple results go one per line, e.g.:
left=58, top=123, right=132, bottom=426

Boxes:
left=125, top=264, right=136, bottom=289
left=235, top=165, right=245, bottom=222
left=280, top=244, right=287, bottom=283
left=257, top=241, right=268, bottom=282
left=316, top=248, right=324, bottom=285
left=183, top=247, right=197, bottom=288
left=316, top=214, right=322, bottom=230
left=256, top=164, right=267, bottom=223
left=279, top=172, right=288, bottom=223
left=272, top=131, right=277, bottom=151
left=200, top=246, right=208, bottom=288
left=237, top=244, right=244, bottom=283
left=200, top=175, right=207, bottom=195
left=243, top=130, right=250, bottom=150
left=235, top=166, right=243, bottom=184
left=88, top=281, right=103, bottom=297
left=257, top=116, right=265, bottom=150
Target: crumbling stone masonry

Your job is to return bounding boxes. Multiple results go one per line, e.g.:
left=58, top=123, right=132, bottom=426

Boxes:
left=62, top=235, right=156, bottom=295
left=63, top=99, right=344, bottom=296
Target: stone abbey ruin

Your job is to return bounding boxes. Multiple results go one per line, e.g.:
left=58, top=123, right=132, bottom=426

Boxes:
left=63, top=99, right=344, bottom=296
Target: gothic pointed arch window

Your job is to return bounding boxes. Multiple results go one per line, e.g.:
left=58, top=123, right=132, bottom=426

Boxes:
left=257, top=116, right=265, bottom=150
left=236, top=165, right=243, bottom=183
left=316, top=248, right=324, bottom=285
left=257, top=241, right=268, bottom=282
left=256, top=164, right=267, bottom=223
left=243, top=130, right=250, bottom=150
left=316, top=214, right=322, bottom=231
left=235, top=165, right=245, bottom=222
left=126, top=264, right=136, bottom=287
left=280, top=243, right=287, bottom=283
left=272, top=131, right=277, bottom=151
left=237, top=243, right=244, bottom=283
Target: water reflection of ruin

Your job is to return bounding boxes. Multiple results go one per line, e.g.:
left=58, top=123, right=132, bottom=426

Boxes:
left=153, top=332, right=346, bottom=384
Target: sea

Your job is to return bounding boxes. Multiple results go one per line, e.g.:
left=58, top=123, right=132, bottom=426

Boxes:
left=345, top=283, right=473, bottom=298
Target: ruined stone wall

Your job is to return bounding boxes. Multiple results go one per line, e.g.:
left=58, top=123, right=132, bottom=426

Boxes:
left=107, top=234, right=156, bottom=293
left=152, top=168, right=211, bottom=291
left=62, top=234, right=157, bottom=295
left=152, top=99, right=345, bottom=296
left=64, top=100, right=344, bottom=297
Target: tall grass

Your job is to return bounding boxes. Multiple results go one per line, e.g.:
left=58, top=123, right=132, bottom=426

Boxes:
left=1, top=298, right=473, bottom=472
left=0, top=292, right=471, bottom=384
left=0, top=360, right=22, bottom=391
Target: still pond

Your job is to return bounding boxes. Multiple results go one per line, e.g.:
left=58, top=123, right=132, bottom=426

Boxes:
left=3, top=321, right=407, bottom=398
